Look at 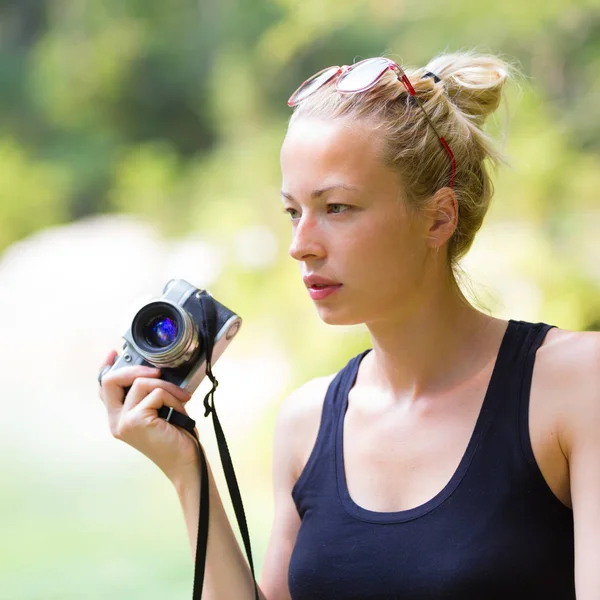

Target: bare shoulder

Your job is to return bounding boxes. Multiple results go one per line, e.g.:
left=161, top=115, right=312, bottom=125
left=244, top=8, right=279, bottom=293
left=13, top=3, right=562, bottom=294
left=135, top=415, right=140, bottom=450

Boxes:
left=540, top=326, right=600, bottom=389
left=274, top=373, right=337, bottom=482
left=277, top=373, right=336, bottom=424
left=539, top=326, right=600, bottom=453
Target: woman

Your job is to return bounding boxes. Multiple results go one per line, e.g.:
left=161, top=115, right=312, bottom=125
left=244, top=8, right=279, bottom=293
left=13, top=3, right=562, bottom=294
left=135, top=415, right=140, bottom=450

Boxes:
left=98, top=51, right=600, bottom=599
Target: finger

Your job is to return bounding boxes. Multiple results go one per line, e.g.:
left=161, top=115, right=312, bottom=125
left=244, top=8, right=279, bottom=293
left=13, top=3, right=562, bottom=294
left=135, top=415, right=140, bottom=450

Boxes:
left=98, top=349, right=118, bottom=372
left=180, top=388, right=194, bottom=405
left=122, top=377, right=192, bottom=412
left=139, top=390, right=199, bottom=437
left=96, top=350, right=119, bottom=398
left=100, top=365, right=161, bottom=411
left=137, top=387, right=190, bottom=414
left=135, top=388, right=200, bottom=440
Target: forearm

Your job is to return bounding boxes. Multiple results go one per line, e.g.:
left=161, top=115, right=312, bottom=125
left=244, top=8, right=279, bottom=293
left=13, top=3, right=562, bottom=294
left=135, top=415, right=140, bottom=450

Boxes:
left=173, top=452, right=268, bottom=600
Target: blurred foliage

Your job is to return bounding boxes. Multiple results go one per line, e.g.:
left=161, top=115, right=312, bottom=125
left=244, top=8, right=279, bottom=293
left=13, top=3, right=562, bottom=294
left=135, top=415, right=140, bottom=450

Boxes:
left=1, top=0, right=600, bottom=596
left=1, top=0, right=599, bottom=328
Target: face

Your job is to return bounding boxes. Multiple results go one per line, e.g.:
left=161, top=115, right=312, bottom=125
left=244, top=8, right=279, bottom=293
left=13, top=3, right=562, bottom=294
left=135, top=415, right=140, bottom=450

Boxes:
left=280, top=117, right=436, bottom=326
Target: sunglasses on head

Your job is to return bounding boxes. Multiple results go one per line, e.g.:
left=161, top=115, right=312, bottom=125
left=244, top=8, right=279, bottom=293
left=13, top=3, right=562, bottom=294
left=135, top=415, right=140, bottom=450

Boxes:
left=288, top=57, right=456, bottom=189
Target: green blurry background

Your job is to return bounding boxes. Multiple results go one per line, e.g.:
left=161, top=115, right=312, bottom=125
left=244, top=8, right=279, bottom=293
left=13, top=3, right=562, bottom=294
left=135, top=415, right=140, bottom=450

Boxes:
left=1, top=0, right=599, bottom=598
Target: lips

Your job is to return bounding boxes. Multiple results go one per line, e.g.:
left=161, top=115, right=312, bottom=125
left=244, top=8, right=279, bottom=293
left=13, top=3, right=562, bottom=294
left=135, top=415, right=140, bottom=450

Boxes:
left=303, top=275, right=343, bottom=300
left=303, top=274, right=341, bottom=288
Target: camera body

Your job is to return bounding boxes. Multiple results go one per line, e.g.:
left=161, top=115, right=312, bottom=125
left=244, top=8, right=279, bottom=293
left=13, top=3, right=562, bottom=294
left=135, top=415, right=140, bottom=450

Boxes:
left=108, top=278, right=242, bottom=395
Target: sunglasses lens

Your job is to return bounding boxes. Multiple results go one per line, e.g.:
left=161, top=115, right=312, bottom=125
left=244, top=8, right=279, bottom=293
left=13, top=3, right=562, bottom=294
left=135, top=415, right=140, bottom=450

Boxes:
left=288, top=66, right=340, bottom=106
left=337, top=58, right=391, bottom=92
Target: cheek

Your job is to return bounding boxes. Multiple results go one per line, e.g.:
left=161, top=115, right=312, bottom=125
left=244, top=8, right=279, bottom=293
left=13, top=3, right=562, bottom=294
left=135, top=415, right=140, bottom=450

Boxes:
left=348, top=218, right=420, bottom=281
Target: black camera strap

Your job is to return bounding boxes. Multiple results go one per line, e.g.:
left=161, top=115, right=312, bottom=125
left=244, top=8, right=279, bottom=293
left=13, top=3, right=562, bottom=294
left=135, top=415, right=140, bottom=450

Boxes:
left=157, top=295, right=259, bottom=599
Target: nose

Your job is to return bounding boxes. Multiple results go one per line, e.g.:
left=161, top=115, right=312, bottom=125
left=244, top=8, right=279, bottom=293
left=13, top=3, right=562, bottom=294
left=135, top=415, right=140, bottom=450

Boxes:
left=288, top=214, right=326, bottom=262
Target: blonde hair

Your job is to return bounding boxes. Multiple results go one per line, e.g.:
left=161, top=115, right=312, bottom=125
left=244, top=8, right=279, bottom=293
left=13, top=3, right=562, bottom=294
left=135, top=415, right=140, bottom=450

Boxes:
left=288, top=50, right=513, bottom=289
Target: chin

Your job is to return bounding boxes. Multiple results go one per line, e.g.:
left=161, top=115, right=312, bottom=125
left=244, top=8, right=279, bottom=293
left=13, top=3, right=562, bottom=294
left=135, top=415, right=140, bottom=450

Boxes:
left=316, top=306, right=365, bottom=326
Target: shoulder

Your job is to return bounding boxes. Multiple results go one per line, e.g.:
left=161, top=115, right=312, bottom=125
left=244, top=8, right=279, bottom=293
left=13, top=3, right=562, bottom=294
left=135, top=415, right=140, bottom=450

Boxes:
left=273, top=373, right=337, bottom=482
left=277, top=373, right=337, bottom=423
left=538, top=326, right=600, bottom=456
left=539, top=326, right=599, bottom=392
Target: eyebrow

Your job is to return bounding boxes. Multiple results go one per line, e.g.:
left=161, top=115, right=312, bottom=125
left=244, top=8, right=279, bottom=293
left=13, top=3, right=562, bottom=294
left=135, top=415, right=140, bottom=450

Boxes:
left=280, top=183, right=359, bottom=202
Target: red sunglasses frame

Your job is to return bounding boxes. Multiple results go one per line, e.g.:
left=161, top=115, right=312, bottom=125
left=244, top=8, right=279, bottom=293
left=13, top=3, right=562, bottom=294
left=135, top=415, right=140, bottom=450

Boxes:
left=288, top=58, right=457, bottom=189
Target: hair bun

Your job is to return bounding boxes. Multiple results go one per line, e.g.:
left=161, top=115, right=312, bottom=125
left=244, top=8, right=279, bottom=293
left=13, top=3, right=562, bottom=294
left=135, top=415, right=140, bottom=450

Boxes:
left=425, top=51, right=511, bottom=124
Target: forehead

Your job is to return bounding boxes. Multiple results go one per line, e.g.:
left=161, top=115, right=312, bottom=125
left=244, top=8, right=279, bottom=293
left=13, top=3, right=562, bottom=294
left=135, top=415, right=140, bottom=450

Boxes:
left=280, top=117, right=394, bottom=192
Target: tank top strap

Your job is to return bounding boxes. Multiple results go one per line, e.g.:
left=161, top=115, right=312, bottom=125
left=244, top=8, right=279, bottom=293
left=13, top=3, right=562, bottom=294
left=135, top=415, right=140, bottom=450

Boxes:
left=481, top=319, right=555, bottom=417
left=474, top=319, right=556, bottom=473
left=515, top=320, right=557, bottom=469
left=291, top=349, right=371, bottom=509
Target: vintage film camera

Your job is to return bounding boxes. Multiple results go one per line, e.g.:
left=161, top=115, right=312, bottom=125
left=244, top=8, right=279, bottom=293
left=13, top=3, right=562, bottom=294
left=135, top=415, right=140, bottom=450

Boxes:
left=107, top=278, right=242, bottom=394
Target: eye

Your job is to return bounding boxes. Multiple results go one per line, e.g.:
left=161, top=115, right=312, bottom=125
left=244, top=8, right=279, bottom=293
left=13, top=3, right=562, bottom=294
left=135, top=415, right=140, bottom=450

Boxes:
left=283, top=207, right=300, bottom=220
left=327, top=203, right=350, bottom=214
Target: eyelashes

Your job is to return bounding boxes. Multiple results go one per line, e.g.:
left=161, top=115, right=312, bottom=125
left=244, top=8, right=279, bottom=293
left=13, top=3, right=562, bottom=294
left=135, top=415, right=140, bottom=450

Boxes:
left=282, top=204, right=351, bottom=220
left=283, top=207, right=299, bottom=220
left=328, top=203, right=350, bottom=214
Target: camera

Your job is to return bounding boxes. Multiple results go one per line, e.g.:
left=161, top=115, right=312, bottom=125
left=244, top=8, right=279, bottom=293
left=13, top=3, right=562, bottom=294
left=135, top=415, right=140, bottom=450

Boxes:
left=107, top=278, right=242, bottom=394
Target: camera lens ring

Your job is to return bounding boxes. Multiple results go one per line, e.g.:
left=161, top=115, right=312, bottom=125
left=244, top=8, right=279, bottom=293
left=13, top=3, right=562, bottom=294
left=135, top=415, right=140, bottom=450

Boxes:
left=131, top=300, right=201, bottom=367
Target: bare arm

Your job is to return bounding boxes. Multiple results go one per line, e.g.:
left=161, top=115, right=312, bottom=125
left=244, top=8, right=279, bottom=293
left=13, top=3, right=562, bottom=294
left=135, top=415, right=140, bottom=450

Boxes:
left=173, top=375, right=331, bottom=600
left=260, top=375, right=334, bottom=600
left=98, top=353, right=268, bottom=599
left=561, top=332, right=600, bottom=599
left=172, top=458, right=268, bottom=600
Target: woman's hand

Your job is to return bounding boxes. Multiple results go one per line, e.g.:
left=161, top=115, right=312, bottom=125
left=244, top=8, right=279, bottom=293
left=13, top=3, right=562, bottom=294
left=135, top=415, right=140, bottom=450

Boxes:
left=98, top=349, right=201, bottom=482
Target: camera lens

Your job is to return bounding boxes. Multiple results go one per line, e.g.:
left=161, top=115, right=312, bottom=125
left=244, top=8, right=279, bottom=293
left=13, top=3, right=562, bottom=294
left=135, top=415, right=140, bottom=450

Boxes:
left=131, top=300, right=200, bottom=368
left=145, top=316, right=178, bottom=348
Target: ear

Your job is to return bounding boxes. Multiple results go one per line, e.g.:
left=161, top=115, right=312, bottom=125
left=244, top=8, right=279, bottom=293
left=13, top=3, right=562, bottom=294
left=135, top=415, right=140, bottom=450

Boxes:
left=422, top=187, right=458, bottom=249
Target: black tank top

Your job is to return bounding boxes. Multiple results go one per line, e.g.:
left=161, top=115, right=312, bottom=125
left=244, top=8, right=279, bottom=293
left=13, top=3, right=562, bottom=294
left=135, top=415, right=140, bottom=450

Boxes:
left=288, top=319, right=575, bottom=599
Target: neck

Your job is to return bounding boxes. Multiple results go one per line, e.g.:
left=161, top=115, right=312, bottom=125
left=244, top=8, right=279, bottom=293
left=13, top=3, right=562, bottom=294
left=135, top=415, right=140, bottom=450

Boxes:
left=362, top=279, right=507, bottom=405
